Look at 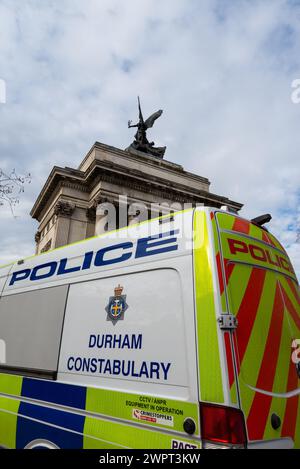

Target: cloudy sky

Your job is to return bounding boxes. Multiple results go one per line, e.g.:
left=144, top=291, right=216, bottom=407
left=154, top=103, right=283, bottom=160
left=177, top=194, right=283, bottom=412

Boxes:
left=0, top=0, right=299, bottom=278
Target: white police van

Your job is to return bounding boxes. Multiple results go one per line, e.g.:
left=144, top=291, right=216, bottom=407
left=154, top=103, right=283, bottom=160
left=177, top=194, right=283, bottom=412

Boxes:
left=0, top=207, right=299, bottom=449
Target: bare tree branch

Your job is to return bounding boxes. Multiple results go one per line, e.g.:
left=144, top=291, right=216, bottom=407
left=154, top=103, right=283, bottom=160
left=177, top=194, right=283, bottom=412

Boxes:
left=0, top=168, right=31, bottom=216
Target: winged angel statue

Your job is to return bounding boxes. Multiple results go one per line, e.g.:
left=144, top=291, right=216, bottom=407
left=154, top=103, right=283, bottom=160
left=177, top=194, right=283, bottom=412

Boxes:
left=127, top=97, right=166, bottom=159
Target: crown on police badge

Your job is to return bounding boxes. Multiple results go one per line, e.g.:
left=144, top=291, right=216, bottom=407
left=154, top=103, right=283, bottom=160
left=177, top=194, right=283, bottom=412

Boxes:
left=114, top=284, right=123, bottom=296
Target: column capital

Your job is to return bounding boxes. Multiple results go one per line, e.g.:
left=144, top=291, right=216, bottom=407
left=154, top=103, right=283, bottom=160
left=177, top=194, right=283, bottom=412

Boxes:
left=54, top=201, right=75, bottom=217
left=34, top=231, right=41, bottom=243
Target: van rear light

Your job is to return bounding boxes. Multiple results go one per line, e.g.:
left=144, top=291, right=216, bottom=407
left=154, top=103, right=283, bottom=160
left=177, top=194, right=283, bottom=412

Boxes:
left=200, top=403, right=247, bottom=449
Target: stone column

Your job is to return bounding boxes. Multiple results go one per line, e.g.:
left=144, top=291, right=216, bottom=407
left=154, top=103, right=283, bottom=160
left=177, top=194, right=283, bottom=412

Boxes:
left=34, top=231, right=41, bottom=254
left=53, top=201, right=75, bottom=248
left=86, top=206, right=96, bottom=238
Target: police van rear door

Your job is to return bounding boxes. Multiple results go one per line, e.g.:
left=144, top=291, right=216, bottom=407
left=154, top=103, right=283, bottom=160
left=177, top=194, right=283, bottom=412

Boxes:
left=216, top=212, right=300, bottom=448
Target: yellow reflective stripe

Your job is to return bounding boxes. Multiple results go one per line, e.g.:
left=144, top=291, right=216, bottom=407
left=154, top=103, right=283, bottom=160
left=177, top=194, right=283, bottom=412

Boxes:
left=236, top=271, right=276, bottom=417
left=263, top=396, right=285, bottom=442
left=280, top=276, right=299, bottom=310
left=229, top=383, right=238, bottom=405
left=227, top=264, right=252, bottom=315
left=268, top=232, right=284, bottom=251
left=263, top=297, right=296, bottom=441
left=279, top=277, right=300, bottom=336
left=0, top=397, right=21, bottom=448
left=0, top=374, right=23, bottom=448
left=0, top=373, right=23, bottom=396
left=238, top=379, right=255, bottom=423
left=193, top=211, right=224, bottom=403
left=85, top=387, right=198, bottom=435
left=226, top=334, right=238, bottom=406
left=273, top=310, right=295, bottom=395
left=248, top=223, right=264, bottom=241
left=84, top=417, right=201, bottom=449
left=216, top=213, right=235, bottom=231
left=211, top=215, right=227, bottom=312
left=263, top=318, right=293, bottom=441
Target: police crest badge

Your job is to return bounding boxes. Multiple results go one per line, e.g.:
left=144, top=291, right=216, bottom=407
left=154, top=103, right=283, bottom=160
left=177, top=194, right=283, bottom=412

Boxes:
left=105, top=285, right=128, bottom=324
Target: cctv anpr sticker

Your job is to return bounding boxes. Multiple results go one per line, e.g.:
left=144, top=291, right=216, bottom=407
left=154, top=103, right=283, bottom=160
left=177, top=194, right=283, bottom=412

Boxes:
left=105, top=285, right=128, bottom=324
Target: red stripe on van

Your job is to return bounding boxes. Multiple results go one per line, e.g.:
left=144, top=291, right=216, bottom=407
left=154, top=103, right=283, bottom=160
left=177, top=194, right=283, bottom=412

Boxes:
left=246, top=285, right=284, bottom=439
left=236, top=268, right=266, bottom=365
left=281, top=359, right=299, bottom=439
left=216, top=252, right=225, bottom=295
left=224, top=332, right=235, bottom=389
left=225, top=261, right=235, bottom=285
left=255, top=285, right=284, bottom=392
left=286, top=277, right=300, bottom=303
left=232, top=218, right=250, bottom=235
left=262, top=231, right=271, bottom=245
left=232, top=333, right=241, bottom=375
left=247, top=392, right=273, bottom=440
left=281, top=287, right=300, bottom=330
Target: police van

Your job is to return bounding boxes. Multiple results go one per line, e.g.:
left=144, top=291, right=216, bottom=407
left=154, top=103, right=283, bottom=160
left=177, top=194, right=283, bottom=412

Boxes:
left=0, top=207, right=299, bottom=449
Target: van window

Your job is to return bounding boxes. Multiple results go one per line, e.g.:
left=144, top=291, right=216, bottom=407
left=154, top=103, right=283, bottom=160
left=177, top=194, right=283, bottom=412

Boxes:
left=0, top=285, right=68, bottom=379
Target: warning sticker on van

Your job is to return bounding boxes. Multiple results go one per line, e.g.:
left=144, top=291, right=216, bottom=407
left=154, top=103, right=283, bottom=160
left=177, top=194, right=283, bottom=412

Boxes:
left=132, top=409, right=174, bottom=427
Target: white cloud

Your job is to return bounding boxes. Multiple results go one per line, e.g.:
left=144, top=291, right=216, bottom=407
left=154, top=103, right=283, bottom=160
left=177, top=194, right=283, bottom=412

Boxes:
left=0, top=0, right=299, bottom=280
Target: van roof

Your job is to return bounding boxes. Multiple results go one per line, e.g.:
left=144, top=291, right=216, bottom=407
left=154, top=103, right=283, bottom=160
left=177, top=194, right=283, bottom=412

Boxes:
left=1, top=206, right=289, bottom=274
left=1, top=207, right=197, bottom=271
